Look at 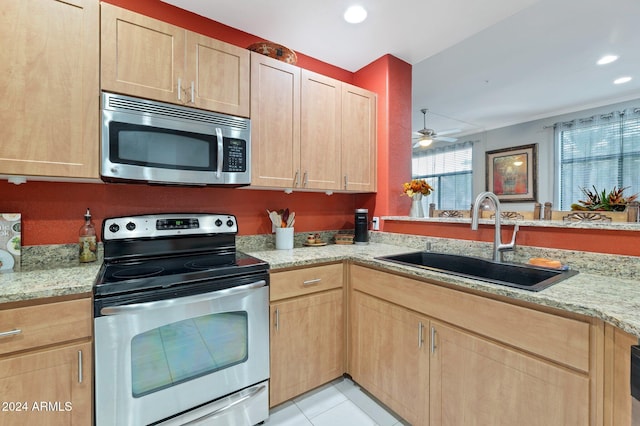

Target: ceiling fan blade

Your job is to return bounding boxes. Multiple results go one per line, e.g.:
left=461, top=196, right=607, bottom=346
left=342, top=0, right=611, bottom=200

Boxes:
left=434, top=136, right=458, bottom=143
left=436, top=128, right=461, bottom=136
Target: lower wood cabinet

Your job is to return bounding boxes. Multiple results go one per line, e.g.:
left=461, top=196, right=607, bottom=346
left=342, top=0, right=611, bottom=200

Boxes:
left=430, top=321, right=589, bottom=425
left=350, top=290, right=429, bottom=425
left=0, top=297, right=92, bottom=426
left=0, top=341, right=92, bottom=426
left=269, top=264, right=344, bottom=407
left=349, top=264, right=598, bottom=426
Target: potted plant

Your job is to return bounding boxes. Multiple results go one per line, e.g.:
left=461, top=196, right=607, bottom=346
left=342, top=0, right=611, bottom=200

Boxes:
left=571, top=186, right=638, bottom=212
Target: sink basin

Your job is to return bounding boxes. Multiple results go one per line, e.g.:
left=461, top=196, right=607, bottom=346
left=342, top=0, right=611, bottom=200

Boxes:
left=376, top=251, right=578, bottom=291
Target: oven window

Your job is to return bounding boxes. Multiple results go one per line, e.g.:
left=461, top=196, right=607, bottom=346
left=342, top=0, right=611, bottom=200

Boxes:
left=110, top=122, right=215, bottom=170
left=130, top=311, right=248, bottom=397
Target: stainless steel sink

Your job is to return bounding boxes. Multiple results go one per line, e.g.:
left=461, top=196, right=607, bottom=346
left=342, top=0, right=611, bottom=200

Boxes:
left=376, top=251, right=578, bottom=291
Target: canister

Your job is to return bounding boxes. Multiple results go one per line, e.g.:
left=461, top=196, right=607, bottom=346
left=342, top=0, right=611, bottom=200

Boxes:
left=354, top=209, right=369, bottom=245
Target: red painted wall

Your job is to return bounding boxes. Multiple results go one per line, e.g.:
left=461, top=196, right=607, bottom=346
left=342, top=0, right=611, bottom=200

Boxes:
left=1, top=181, right=359, bottom=245
left=383, top=220, right=640, bottom=256
left=3, top=0, right=402, bottom=246
left=354, top=55, right=413, bottom=219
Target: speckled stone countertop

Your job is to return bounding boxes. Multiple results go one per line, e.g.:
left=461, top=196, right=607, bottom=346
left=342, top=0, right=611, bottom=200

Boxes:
left=1, top=233, right=639, bottom=340
left=383, top=216, right=640, bottom=231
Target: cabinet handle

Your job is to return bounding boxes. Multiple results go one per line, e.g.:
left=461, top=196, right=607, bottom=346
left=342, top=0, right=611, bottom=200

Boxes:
left=274, top=308, right=280, bottom=331
left=78, top=350, right=83, bottom=384
left=190, top=81, right=195, bottom=103
left=177, top=78, right=182, bottom=101
left=303, top=171, right=308, bottom=187
left=430, top=326, right=437, bottom=354
left=0, top=329, right=22, bottom=338
left=344, top=175, right=348, bottom=189
left=303, top=278, right=321, bottom=286
left=294, top=170, right=300, bottom=187
left=418, top=322, right=424, bottom=349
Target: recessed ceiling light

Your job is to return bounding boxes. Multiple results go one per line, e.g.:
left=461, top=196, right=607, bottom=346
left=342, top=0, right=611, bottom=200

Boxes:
left=344, top=5, right=367, bottom=24
left=597, top=55, right=619, bottom=65
left=614, top=76, right=632, bottom=85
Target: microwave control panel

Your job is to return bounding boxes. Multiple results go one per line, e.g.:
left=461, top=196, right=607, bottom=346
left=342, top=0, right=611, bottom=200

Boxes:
left=224, top=139, right=246, bottom=172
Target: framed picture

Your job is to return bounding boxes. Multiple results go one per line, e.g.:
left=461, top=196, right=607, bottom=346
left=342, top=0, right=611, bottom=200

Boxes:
left=486, top=144, right=537, bottom=202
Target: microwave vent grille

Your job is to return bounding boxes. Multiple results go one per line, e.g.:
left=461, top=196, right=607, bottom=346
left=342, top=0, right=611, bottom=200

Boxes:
left=106, top=94, right=249, bottom=130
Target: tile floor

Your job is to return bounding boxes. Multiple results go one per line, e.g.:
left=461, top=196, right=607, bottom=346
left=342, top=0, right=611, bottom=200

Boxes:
left=264, top=378, right=407, bottom=426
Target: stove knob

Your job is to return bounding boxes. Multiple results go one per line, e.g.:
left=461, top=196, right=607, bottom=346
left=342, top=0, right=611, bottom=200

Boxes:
left=126, top=222, right=136, bottom=231
left=226, top=219, right=235, bottom=228
left=108, top=223, right=120, bottom=233
left=215, top=219, right=223, bottom=227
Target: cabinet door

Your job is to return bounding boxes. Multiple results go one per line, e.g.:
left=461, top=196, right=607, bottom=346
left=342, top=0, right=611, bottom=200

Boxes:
left=0, top=341, right=92, bottom=426
left=0, top=0, right=98, bottom=179
left=300, top=70, right=342, bottom=190
left=429, top=321, right=590, bottom=426
left=186, top=32, right=250, bottom=117
left=349, top=290, right=429, bottom=425
left=341, top=84, right=377, bottom=192
left=250, top=52, right=301, bottom=188
left=270, top=289, right=343, bottom=407
left=101, top=3, right=186, bottom=104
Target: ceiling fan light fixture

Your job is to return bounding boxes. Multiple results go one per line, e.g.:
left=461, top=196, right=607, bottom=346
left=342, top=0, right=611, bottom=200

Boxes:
left=344, top=5, right=367, bottom=24
left=418, top=137, right=433, bottom=147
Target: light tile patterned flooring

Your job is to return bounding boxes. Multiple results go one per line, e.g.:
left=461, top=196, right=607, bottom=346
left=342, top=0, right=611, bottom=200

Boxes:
left=265, top=378, right=407, bottom=426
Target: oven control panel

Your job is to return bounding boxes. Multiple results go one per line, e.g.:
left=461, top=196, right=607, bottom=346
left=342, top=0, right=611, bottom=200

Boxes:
left=103, top=213, right=237, bottom=240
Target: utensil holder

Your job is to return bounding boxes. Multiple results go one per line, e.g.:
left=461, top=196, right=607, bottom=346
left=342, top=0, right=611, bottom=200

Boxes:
left=275, top=227, right=294, bottom=250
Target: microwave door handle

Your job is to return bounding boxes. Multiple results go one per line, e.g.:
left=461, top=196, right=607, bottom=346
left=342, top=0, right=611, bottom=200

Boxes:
left=100, top=280, right=267, bottom=316
left=215, top=127, right=224, bottom=179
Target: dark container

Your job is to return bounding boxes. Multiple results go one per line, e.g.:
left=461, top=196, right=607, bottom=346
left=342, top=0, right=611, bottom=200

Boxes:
left=354, top=209, right=369, bottom=245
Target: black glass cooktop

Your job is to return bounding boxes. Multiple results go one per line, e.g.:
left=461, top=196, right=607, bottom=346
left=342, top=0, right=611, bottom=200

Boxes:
left=94, top=251, right=268, bottom=298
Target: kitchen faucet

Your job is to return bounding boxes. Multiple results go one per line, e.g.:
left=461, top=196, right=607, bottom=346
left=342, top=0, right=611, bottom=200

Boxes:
left=471, top=191, right=519, bottom=262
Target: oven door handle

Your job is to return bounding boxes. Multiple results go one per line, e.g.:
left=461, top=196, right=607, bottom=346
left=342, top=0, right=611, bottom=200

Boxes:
left=100, top=280, right=267, bottom=316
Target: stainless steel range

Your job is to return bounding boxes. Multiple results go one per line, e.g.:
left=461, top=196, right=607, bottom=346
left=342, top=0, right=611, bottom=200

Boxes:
left=93, top=213, right=269, bottom=426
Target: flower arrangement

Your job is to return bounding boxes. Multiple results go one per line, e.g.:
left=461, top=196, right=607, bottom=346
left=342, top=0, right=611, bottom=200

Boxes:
left=402, top=179, right=433, bottom=198
left=571, top=186, right=638, bottom=212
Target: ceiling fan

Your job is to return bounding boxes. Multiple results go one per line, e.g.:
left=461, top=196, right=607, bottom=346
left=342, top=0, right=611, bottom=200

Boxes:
left=413, top=108, right=459, bottom=148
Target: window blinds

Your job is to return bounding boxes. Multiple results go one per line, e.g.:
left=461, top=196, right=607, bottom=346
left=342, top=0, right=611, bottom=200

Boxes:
left=556, top=108, right=640, bottom=210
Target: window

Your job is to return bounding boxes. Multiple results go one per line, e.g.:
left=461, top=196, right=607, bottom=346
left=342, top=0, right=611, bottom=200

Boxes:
left=412, top=141, right=473, bottom=212
left=556, top=108, right=640, bottom=210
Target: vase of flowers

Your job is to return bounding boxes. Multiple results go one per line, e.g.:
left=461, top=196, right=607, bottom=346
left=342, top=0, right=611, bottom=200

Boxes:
left=403, top=179, right=433, bottom=218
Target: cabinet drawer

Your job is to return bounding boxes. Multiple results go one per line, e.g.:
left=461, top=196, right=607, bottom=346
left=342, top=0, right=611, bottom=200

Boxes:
left=0, top=298, right=92, bottom=355
left=270, top=263, right=343, bottom=301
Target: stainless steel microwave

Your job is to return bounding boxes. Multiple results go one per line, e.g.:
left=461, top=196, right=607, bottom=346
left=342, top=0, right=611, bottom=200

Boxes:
left=101, top=92, right=251, bottom=186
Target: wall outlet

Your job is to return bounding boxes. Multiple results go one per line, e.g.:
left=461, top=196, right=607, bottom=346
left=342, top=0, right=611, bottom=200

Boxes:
left=372, top=216, right=380, bottom=230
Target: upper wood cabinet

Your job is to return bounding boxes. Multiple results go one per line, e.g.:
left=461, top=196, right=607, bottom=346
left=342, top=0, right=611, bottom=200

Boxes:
left=342, top=85, right=377, bottom=192
left=250, top=52, right=301, bottom=188
left=100, top=3, right=250, bottom=117
left=250, top=53, right=377, bottom=192
left=300, top=70, right=343, bottom=190
left=0, top=0, right=99, bottom=179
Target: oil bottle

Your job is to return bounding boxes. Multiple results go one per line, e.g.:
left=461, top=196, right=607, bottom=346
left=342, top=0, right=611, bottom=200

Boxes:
left=79, top=208, right=97, bottom=263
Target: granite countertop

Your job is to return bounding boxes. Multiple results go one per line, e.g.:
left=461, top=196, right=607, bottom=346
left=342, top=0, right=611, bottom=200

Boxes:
left=1, top=238, right=639, bottom=340
left=0, top=263, right=99, bottom=303
left=246, top=242, right=640, bottom=339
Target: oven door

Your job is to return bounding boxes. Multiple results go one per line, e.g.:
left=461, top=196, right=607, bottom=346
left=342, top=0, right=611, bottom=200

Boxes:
left=94, top=281, right=269, bottom=426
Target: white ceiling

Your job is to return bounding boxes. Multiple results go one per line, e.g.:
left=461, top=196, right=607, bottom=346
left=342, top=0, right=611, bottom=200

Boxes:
left=162, top=0, right=640, bottom=139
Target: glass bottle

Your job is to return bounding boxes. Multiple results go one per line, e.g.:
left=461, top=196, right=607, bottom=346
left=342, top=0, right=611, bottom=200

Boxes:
left=79, top=208, right=97, bottom=263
